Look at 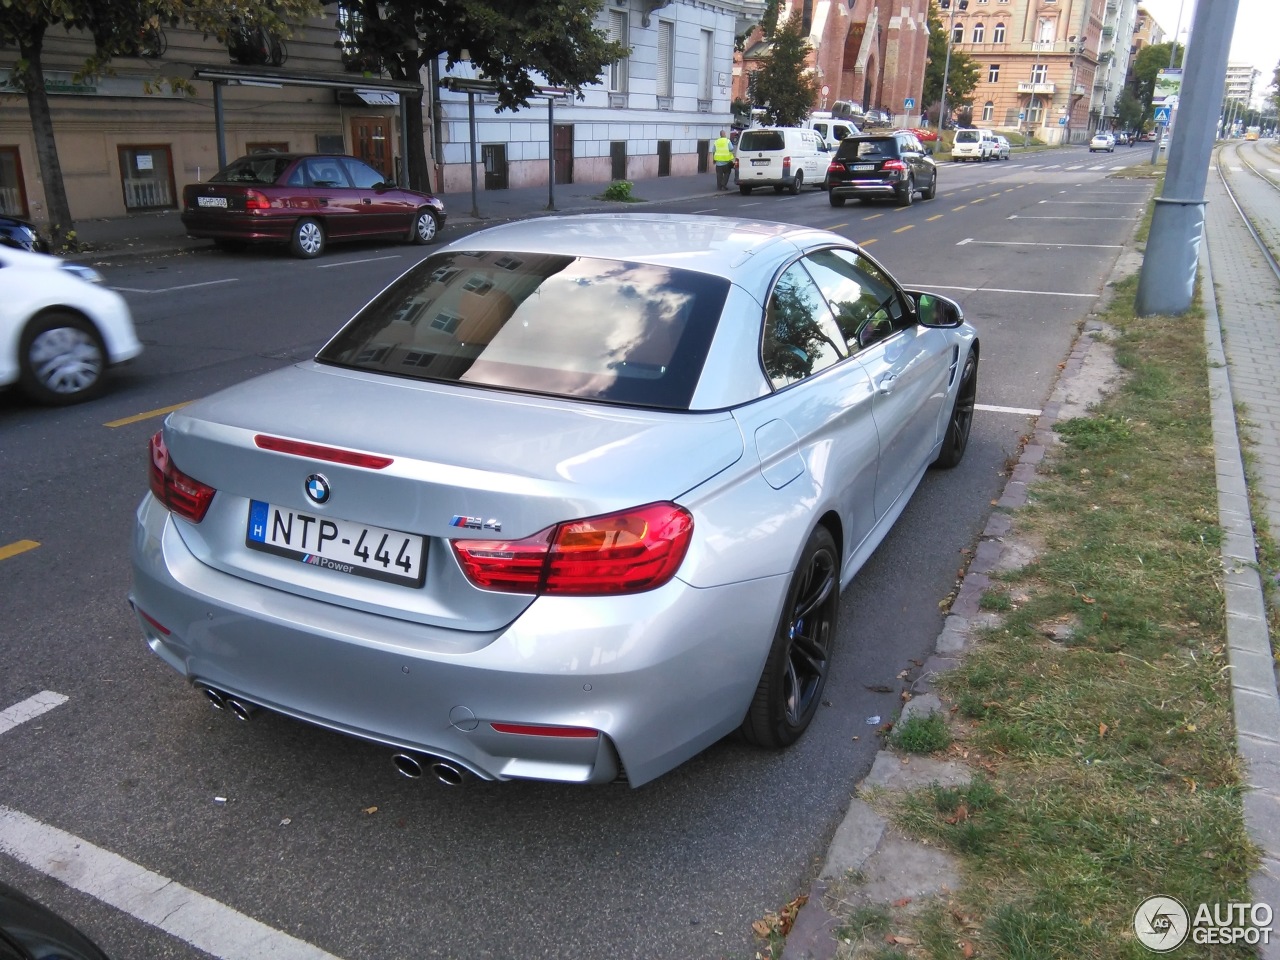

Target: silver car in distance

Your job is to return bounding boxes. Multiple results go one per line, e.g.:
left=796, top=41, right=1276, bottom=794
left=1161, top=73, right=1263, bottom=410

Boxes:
left=130, top=213, right=979, bottom=787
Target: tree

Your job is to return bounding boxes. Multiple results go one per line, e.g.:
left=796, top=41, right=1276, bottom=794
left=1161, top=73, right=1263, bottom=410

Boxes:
left=335, top=0, right=626, bottom=192
left=921, top=1, right=979, bottom=124
left=0, top=0, right=318, bottom=245
left=1132, top=42, right=1184, bottom=117
left=749, top=9, right=820, bottom=127
left=1115, top=88, right=1145, bottom=135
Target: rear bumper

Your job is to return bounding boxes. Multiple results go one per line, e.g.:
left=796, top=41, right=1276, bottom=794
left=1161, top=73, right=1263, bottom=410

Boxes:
left=130, top=496, right=789, bottom=787
left=180, top=211, right=294, bottom=243
left=829, top=178, right=902, bottom=199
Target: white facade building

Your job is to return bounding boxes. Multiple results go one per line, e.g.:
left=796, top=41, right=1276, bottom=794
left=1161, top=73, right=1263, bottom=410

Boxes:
left=435, top=0, right=756, bottom=192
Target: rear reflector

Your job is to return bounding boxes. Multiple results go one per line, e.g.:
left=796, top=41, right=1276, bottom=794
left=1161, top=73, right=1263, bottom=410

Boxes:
left=451, top=501, right=693, bottom=596
left=490, top=723, right=600, bottom=738
left=254, top=435, right=393, bottom=469
left=149, top=431, right=216, bottom=523
left=136, top=607, right=171, bottom=636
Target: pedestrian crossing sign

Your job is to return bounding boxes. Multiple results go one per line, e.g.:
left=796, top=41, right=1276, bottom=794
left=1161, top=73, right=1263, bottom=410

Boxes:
left=1153, top=105, right=1172, bottom=124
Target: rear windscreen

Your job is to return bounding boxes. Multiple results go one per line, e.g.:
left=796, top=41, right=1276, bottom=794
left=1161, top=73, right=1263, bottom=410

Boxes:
left=317, top=252, right=730, bottom=410
left=211, top=156, right=293, bottom=184
left=835, top=139, right=895, bottom=161
left=954, top=131, right=979, bottom=143
left=737, top=131, right=785, bottom=152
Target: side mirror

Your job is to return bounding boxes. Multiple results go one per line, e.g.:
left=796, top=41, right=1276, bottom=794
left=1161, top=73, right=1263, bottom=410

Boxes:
left=906, top=290, right=964, bottom=328
left=925, top=145, right=935, bottom=155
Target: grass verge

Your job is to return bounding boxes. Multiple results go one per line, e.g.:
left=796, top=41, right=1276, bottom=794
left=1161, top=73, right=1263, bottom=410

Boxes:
left=841, top=274, right=1259, bottom=958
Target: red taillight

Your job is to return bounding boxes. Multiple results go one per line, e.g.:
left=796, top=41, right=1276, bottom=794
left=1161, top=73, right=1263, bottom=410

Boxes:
left=451, top=502, right=693, bottom=596
left=244, top=190, right=271, bottom=211
left=490, top=723, right=600, bottom=738
left=149, top=431, right=216, bottom=523
left=827, top=161, right=845, bottom=173
left=254, top=434, right=393, bottom=469
left=883, top=159, right=908, bottom=172
left=782, top=156, right=792, bottom=176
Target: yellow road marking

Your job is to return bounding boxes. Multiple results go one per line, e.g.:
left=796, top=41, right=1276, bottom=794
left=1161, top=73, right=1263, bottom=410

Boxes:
left=894, top=225, right=915, bottom=234
left=927, top=214, right=944, bottom=221
left=970, top=198, right=985, bottom=204
left=859, top=238, right=879, bottom=246
left=105, top=402, right=192, bottom=429
left=0, top=540, right=40, bottom=562
left=952, top=205, right=968, bottom=212
left=991, top=193, right=1003, bottom=198
left=827, top=222, right=849, bottom=230
left=863, top=213, right=885, bottom=221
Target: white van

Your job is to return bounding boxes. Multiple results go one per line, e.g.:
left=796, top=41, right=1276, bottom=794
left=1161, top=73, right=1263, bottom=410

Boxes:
left=734, top=127, right=831, bottom=195
left=951, top=128, right=997, bottom=162
left=806, top=116, right=860, bottom=147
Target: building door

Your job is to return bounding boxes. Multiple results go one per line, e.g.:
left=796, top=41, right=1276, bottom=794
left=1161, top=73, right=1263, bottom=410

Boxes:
left=697, top=139, right=709, bottom=174
left=657, top=141, right=671, bottom=177
left=117, top=146, right=175, bottom=210
left=351, top=117, right=391, bottom=179
left=553, top=124, right=574, bottom=185
left=482, top=144, right=508, bottom=190
left=610, top=142, right=627, bottom=180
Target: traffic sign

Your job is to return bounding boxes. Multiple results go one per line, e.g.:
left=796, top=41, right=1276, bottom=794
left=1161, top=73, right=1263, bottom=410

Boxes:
left=1153, top=105, right=1172, bottom=124
left=904, top=97, right=915, bottom=109
left=1059, top=117, right=1066, bottom=125
left=1018, top=111, right=1026, bottom=120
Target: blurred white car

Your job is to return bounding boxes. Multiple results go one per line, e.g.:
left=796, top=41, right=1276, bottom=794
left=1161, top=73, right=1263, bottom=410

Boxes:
left=1089, top=133, right=1116, bottom=153
left=992, top=135, right=1012, bottom=160
left=0, top=246, right=141, bottom=404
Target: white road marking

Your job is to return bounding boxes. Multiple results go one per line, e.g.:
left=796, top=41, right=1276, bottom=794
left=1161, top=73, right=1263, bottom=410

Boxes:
left=1037, top=199, right=1145, bottom=205
left=1007, top=214, right=1136, bottom=220
left=0, top=691, right=68, bottom=735
left=977, top=403, right=1042, bottom=416
left=0, top=693, right=345, bottom=960
left=113, top=279, right=238, bottom=294
left=959, top=239, right=1123, bottom=249
left=316, top=255, right=402, bottom=268
left=905, top=283, right=1097, bottom=298
left=0, top=806, right=344, bottom=960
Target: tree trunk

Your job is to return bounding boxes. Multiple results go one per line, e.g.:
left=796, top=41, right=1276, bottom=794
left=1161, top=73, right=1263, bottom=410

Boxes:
left=19, top=27, right=76, bottom=248
left=405, top=88, right=432, bottom=193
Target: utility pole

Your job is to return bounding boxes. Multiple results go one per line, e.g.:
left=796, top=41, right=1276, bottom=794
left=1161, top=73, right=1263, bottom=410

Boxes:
left=936, top=0, right=968, bottom=134
left=1135, top=0, right=1240, bottom=316
left=1150, top=0, right=1186, bottom=164
left=1024, top=18, right=1048, bottom=148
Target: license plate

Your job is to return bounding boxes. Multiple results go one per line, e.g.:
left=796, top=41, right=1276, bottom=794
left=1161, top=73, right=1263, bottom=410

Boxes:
left=196, top=196, right=227, bottom=208
left=246, top=500, right=425, bottom=587
left=751, top=159, right=769, bottom=166
left=853, top=164, right=876, bottom=171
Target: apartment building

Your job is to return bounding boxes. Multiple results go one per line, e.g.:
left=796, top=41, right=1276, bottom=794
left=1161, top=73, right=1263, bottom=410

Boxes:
left=1224, top=62, right=1260, bottom=107
left=0, top=1, right=751, bottom=224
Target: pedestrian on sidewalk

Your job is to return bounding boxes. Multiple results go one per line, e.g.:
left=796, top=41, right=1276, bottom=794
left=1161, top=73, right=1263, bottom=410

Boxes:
left=712, top=130, right=735, bottom=191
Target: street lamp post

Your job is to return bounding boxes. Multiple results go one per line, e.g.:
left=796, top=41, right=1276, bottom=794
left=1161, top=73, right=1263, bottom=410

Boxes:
left=936, top=0, right=968, bottom=134
left=1024, top=18, right=1048, bottom=148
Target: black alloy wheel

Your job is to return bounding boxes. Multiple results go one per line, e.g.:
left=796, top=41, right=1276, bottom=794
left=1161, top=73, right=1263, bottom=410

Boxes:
left=789, top=170, right=804, bottom=195
left=934, top=350, right=978, bottom=469
left=898, top=177, right=914, bottom=206
left=741, top=526, right=839, bottom=747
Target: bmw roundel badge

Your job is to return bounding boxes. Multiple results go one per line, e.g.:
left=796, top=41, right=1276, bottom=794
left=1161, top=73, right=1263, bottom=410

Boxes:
left=305, top=474, right=331, bottom=504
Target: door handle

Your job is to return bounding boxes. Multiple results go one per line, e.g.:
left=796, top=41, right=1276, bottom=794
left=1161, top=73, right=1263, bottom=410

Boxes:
left=317, top=197, right=329, bottom=206
left=877, top=374, right=898, bottom=394
left=362, top=198, right=372, bottom=205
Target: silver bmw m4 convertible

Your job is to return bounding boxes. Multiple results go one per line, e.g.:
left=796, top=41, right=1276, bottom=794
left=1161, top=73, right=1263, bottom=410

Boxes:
left=130, top=213, right=979, bottom=787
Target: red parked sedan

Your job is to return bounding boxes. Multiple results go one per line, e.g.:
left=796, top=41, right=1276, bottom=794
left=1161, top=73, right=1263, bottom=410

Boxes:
left=181, top=153, right=447, bottom=258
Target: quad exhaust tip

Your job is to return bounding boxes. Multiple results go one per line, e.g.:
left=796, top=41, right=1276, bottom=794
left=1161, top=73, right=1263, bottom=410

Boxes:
left=200, top=686, right=256, bottom=721
left=392, top=752, right=468, bottom=786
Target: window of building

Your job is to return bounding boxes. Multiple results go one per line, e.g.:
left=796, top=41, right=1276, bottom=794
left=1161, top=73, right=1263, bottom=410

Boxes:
left=656, top=19, right=674, bottom=99
left=1031, top=63, right=1048, bottom=83
left=988, top=63, right=1000, bottom=82
left=118, top=145, right=175, bottom=210
left=982, top=100, right=994, bottom=121
left=993, top=22, right=1006, bottom=42
left=0, top=147, right=30, bottom=217
left=608, top=9, right=629, bottom=93
left=952, top=22, right=963, bottom=43
left=972, top=22, right=985, bottom=42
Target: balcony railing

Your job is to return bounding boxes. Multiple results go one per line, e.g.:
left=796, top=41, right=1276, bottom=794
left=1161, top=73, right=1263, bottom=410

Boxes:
left=958, top=40, right=1088, bottom=56
left=1017, top=82, right=1056, bottom=95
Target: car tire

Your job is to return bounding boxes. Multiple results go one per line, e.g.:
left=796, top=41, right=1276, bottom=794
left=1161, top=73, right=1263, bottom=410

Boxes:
left=290, top=218, right=325, bottom=258
left=829, top=193, right=846, bottom=207
left=921, top=174, right=936, bottom=200
left=411, top=209, right=439, bottom=245
left=18, top=311, right=107, bottom=405
left=789, top=170, right=804, bottom=196
left=933, top=350, right=978, bottom=469
left=898, top=177, right=914, bottom=206
left=739, top=185, right=753, bottom=196
left=740, top=525, right=839, bottom=748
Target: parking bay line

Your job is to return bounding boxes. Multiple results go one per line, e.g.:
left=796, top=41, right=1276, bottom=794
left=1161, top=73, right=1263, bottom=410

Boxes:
left=1007, top=214, right=1136, bottom=221
left=316, top=255, right=402, bottom=269
left=105, top=401, right=192, bottom=429
left=957, top=238, right=1123, bottom=249
left=0, top=693, right=345, bottom=960
left=113, top=279, right=238, bottom=294
left=976, top=403, right=1041, bottom=416
left=903, top=282, right=1096, bottom=299
left=0, top=540, right=39, bottom=562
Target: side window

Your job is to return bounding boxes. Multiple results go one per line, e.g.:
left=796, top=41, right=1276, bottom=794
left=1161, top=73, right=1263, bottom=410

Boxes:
left=802, top=248, right=910, bottom=352
left=341, top=157, right=385, bottom=188
left=762, top=262, right=847, bottom=388
left=301, top=158, right=350, bottom=188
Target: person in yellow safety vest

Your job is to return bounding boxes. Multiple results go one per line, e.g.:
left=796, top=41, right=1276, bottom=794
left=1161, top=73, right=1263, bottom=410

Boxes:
left=712, top=130, right=735, bottom=191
